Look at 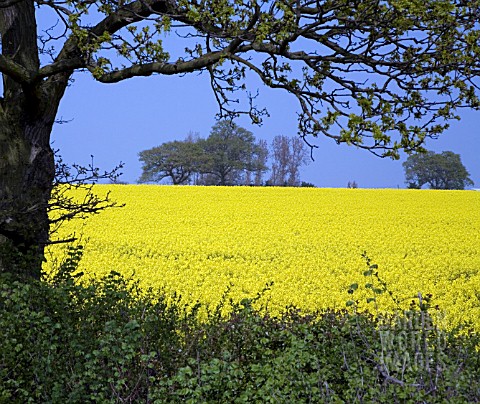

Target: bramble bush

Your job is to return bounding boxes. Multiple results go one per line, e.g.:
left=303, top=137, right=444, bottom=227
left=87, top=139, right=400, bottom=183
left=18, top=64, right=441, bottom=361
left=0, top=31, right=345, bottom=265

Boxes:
left=1, top=247, right=479, bottom=402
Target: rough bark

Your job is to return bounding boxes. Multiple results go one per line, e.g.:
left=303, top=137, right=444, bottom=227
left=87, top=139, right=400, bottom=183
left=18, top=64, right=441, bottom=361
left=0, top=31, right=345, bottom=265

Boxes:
left=0, top=113, right=54, bottom=279
left=0, top=2, right=69, bottom=279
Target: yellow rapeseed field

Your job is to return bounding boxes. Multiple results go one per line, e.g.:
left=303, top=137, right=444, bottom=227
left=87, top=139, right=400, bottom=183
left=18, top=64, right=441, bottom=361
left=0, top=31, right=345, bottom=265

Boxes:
left=45, top=185, right=480, bottom=329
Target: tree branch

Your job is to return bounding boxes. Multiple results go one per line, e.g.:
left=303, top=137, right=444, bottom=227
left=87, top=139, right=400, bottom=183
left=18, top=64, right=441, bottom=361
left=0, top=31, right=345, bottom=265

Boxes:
left=39, top=0, right=173, bottom=80
left=0, top=54, right=35, bottom=83
left=91, top=38, right=242, bottom=83
left=89, top=52, right=221, bottom=82
left=37, top=57, right=85, bottom=79
left=88, top=0, right=172, bottom=37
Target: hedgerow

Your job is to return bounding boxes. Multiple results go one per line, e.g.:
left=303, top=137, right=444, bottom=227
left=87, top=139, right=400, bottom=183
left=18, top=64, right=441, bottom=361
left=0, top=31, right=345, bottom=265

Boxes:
left=1, top=249, right=479, bottom=402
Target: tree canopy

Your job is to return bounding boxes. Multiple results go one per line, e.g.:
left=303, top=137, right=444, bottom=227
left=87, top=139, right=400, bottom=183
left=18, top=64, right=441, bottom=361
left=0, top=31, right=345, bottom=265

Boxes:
left=2, top=0, right=480, bottom=279
left=3, top=1, right=480, bottom=155
left=403, top=151, right=474, bottom=190
left=201, top=121, right=260, bottom=185
left=138, top=140, right=205, bottom=184
left=138, top=121, right=272, bottom=186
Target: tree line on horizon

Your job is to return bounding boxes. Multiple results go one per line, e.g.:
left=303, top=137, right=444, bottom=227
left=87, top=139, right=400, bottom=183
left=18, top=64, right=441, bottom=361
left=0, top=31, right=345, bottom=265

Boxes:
left=138, top=121, right=474, bottom=190
left=138, top=121, right=313, bottom=187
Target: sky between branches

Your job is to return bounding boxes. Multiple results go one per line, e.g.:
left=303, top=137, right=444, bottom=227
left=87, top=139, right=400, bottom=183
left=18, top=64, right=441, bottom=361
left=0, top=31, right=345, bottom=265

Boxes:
left=50, top=68, right=479, bottom=188
left=22, top=4, right=476, bottom=189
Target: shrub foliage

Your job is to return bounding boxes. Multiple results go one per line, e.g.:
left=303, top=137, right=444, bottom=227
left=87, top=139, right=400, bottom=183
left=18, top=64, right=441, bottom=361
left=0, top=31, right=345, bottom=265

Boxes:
left=1, top=250, right=479, bottom=402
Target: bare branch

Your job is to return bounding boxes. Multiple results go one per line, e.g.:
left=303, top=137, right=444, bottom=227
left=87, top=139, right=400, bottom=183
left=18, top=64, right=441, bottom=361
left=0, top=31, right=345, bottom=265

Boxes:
left=48, top=152, right=125, bottom=243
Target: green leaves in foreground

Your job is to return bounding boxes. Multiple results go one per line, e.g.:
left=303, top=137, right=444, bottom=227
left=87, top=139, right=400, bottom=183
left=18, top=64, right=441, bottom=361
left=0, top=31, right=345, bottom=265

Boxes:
left=1, top=261, right=479, bottom=402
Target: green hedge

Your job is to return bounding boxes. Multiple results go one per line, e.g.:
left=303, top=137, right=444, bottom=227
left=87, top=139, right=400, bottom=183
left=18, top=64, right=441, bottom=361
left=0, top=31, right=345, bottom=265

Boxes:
left=1, top=252, right=479, bottom=402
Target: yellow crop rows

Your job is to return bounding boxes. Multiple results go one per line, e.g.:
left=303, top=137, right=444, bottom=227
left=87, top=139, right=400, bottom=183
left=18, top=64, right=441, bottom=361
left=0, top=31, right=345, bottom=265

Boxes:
left=45, top=185, right=480, bottom=329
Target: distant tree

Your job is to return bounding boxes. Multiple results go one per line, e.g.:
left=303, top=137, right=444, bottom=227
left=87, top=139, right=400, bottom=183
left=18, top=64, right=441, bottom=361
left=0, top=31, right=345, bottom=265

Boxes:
left=200, top=121, right=263, bottom=186
left=138, top=140, right=204, bottom=185
left=184, top=132, right=205, bottom=185
left=288, top=137, right=310, bottom=186
left=270, top=136, right=290, bottom=186
left=403, top=151, right=474, bottom=190
left=270, top=136, right=310, bottom=186
left=347, top=181, right=358, bottom=189
left=300, top=181, right=316, bottom=188
left=252, top=139, right=269, bottom=186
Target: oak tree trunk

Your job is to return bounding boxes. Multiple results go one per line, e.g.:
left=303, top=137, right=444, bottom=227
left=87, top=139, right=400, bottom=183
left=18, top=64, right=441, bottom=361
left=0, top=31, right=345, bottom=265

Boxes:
left=0, top=2, right=70, bottom=280
left=0, top=112, right=55, bottom=279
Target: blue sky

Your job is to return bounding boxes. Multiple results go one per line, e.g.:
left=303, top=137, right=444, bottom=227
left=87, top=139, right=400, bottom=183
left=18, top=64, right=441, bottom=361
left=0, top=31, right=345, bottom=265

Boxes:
left=51, top=69, right=479, bottom=188
left=27, top=6, right=478, bottom=189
